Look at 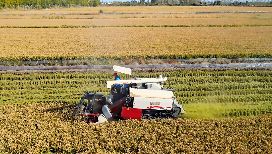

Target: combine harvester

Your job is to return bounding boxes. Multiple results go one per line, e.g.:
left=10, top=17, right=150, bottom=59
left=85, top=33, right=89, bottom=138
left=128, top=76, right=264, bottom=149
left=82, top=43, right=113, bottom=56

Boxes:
left=74, top=65, right=185, bottom=124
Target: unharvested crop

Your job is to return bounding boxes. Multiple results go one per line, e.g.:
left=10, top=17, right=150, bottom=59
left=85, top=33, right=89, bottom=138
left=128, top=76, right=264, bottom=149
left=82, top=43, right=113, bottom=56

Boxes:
left=0, top=7, right=272, bottom=62
left=1, top=13, right=272, bottom=27
left=0, top=27, right=271, bottom=61
left=1, top=6, right=271, bottom=153
left=0, top=103, right=271, bottom=153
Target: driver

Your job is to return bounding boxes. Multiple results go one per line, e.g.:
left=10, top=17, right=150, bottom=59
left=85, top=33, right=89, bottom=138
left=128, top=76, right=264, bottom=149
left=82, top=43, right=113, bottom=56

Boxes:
left=113, top=72, right=120, bottom=80
left=113, top=73, right=121, bottom=92
left=108, top=73, right=122, bottom=104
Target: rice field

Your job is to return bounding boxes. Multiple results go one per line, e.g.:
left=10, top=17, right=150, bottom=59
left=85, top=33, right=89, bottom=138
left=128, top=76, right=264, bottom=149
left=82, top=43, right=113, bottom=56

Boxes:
left=1, top=13, right=272, bottom=26
left=1, top=6, right=272, bottom=153
left=0, top=102, right=271, bottom=153
left=0, top=27, right=272, bottom=60
left=0, top=6, right=272, bottom=62
left=1, top=69, right=271, bottom=118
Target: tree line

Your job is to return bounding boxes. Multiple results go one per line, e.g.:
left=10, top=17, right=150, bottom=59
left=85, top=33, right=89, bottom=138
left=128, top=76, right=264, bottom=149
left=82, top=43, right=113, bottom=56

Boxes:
left=0, top=0, right=101, bottom=9
left=113, top=0, right=272, bottom=6
left=0, top=0, right=271, bottom=10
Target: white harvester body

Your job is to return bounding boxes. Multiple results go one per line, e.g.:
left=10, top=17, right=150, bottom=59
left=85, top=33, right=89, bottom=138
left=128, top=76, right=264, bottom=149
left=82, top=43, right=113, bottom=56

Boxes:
left=75, top=65, right=185, bottom=124
left=130, top=88, right=174, bottom=110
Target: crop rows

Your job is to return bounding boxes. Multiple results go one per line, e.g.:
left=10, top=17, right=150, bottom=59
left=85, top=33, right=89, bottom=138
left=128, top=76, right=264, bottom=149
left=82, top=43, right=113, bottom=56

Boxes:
left=0, top=7, right=271, bottom=63
left=0, top=27, right=272, bottom=62
left=0, top=102, right=271, bottom=153
left=1, top=19, right=272, bottom=27
left=1, top=7, right=271, bottom=153
left=1, top=12, right=272, bottom=20
left=1, top=13, right=272, bottom=30
left=2, top=24, right=272, bottom=28
left=1, top=70, right=271, bottom=118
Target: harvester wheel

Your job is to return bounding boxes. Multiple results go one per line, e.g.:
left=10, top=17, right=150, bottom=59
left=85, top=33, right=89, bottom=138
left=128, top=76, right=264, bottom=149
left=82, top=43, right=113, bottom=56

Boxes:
left=172, top=107, right=181, bottom=119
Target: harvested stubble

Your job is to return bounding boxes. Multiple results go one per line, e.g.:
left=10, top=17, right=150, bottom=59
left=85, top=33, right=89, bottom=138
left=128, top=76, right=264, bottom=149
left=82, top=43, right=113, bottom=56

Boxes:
left=0, top=103, right=271, bottom=153
left=0, top=27, right=272, bottom=60
left=1, top=70, right=271, bottom=118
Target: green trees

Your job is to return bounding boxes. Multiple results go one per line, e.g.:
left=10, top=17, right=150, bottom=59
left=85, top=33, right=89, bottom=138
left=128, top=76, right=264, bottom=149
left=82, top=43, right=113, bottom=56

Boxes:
left=0, top=0, right=101, bottom=9
left=0, top=0, right=3, bottom=9
left=89, top=0, right=100, bottom=7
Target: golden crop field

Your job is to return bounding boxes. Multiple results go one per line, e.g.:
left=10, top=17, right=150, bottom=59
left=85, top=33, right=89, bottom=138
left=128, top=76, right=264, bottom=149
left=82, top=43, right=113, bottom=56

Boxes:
left=0, top=27, right=271, bottom=59
left=1, top=6, right=272, bottom=153
left=0, top=102, right=271, bottom=153
left=1, top=13, right=272, bottom=26
left=0, top=6, right=272, bottom=61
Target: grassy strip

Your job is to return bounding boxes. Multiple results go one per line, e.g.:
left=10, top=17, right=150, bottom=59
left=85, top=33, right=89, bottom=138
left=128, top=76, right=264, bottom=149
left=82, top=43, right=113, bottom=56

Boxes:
left=0, top=24, right=272, bottom=28
left=182, top=102, right=271, bottom=119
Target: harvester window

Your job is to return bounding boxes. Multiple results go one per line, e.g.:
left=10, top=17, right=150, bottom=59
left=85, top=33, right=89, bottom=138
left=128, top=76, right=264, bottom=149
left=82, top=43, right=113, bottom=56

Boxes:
left=142, top=83, right=148, bottom=89
left=83, top=99, right=92, bottom=113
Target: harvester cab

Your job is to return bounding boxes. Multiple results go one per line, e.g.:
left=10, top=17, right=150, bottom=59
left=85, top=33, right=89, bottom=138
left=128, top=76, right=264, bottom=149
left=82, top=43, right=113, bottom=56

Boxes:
left=74, top=65, right=185, bottom=124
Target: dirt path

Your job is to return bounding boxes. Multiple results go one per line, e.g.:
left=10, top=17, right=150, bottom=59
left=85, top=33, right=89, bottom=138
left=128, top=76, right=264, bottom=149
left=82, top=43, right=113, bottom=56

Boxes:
left=1, top=63, right=272, bottom=74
